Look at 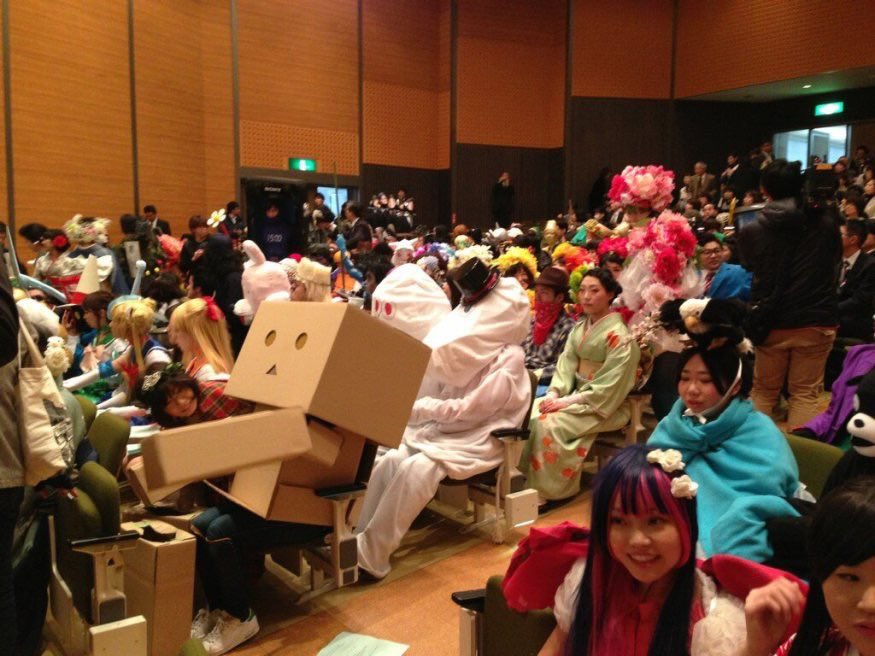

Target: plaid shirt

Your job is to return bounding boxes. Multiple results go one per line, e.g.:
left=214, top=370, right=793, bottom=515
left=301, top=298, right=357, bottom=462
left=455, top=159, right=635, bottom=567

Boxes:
left=522, top=312, right=577, bottom=384
left=197, top=380, right=255, bottom=422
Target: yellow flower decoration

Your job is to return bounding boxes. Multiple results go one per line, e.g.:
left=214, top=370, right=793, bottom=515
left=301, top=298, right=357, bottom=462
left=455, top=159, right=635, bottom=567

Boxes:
left=494, top=246, right=537, bottom=279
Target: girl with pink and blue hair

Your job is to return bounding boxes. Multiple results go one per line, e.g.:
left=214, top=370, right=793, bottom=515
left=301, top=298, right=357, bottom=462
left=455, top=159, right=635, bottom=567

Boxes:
left=541, top=444, right=751, bottom=656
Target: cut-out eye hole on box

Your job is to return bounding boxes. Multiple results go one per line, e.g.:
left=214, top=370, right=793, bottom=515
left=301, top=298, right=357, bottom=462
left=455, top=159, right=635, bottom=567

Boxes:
left=265, top=330, right=277, bottom=346
left=295, top=333, right=307, bottom=350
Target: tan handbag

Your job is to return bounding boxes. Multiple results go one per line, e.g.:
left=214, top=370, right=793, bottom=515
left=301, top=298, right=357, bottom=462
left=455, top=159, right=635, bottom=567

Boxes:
left=16, top=319, right=74, bottom=485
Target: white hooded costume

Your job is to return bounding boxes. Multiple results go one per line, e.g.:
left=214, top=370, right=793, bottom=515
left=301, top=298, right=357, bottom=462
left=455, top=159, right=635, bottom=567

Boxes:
left=356, top=276, right=531, bottom=578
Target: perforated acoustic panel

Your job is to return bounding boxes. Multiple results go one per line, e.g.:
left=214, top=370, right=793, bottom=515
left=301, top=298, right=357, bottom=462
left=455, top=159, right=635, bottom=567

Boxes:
left=240, top=120, right=359, bottom=176
left=675, top=0, right=875, bottom=98
left=363, top=82, right=448, bottom=170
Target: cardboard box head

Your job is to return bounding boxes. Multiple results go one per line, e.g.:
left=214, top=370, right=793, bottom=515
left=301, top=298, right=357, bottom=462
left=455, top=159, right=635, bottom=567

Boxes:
left=225, top=302, right=430, bottom=446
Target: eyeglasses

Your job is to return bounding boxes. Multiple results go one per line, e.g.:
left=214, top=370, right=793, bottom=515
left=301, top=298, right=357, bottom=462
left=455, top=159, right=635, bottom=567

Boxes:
left=700, top=248, right=722, bottom=256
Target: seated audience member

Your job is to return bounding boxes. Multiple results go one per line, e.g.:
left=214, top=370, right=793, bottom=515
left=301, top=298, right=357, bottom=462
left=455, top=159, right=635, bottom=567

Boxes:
left=134, top=365, right=252, bottom=429
left=647, top=340, right=801, bottom=561
left=141, top=272, right=186, bottom=328
left=179, top=214, right=211, bottom=279
left=698, top=233, right=751, bottom=301
left=598, top=252, right=624, bottom=280
left=837, top=219, right=875, bottom=341
left=523, top=268, right=640, bottom=502
left=355, top=257, right=531, bottom=579
left=521, top=266, right=575, bottom=395
left=168, top=297, right=234, bottom=380
left=64, top=298, right=171, bottom=408
left=291, top=257, right=332, bottom=302
left=539, top=445, right=750, bottom=656
left=62, top=290, right=115, bottom=382
left=744, top=479, right=875, bottom=656
left=495, top=246, right=538, bottom=291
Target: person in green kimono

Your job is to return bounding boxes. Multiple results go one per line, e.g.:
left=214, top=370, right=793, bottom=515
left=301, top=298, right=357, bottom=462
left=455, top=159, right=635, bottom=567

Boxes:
left=522, top=267, right=640, bottom=501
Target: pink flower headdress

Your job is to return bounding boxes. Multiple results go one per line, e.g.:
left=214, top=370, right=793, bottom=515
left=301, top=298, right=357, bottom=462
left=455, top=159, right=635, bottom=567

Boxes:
left=607, top=165, right=675, bottom=213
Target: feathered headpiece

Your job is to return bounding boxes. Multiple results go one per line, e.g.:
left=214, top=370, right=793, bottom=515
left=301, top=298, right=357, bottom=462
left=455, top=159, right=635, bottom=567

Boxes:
left=494, top=246, right=537, bottom=279
left=449, top=244, right=493, bottom=270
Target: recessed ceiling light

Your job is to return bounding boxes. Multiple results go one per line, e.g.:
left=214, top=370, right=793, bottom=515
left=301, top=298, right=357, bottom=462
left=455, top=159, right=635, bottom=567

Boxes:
left=803, top=84, right=812, bottom=89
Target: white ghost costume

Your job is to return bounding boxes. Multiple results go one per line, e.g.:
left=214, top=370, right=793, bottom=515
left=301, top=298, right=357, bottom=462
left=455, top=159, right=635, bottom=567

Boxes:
left=356, top=277, right=531, bottom=578
left=371, top=263, right=451, bottom=400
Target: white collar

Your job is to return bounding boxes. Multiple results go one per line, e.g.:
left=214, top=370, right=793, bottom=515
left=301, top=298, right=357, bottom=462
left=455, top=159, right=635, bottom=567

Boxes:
left=845, top=249, right=861, bottom=269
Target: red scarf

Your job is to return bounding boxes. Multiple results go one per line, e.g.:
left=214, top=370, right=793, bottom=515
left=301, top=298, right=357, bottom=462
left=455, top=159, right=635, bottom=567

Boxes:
left=532, top=301, right=563, bottom=346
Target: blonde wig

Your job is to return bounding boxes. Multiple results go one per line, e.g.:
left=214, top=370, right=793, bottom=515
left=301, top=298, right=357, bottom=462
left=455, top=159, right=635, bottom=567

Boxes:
left=110, top=298, right=156, bottom=372
left=168, top=297, right=233, bottom=374
left=296, top=257, right=332, bottom=302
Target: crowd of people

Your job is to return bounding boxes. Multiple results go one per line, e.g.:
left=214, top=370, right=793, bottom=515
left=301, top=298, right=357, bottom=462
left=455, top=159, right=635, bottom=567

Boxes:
left=1, top=150, right=874, bottom=656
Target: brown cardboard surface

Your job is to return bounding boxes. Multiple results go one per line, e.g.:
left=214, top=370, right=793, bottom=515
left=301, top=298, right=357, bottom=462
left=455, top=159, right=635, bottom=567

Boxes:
left=204, top=429, right=367, bottom=526
left=225, top=302, right=430, bottom=446
left=126, top=458, right=184, bottom=507
left=122, top=521, right=196, bottom=656
left=140, top=407, right=312, bottom=489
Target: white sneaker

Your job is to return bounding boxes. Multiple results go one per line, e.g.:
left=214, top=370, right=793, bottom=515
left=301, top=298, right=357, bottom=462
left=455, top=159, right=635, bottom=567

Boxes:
left=191, top=608, right=218, bottom=641
left=202, top=611, right=259, bottom=655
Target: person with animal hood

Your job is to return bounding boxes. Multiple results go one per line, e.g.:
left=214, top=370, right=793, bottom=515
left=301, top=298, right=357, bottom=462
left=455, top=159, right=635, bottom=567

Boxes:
left=356, top=258, right=531, bottom=579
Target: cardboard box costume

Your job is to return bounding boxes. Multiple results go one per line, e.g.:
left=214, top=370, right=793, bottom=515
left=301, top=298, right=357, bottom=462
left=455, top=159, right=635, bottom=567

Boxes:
left=139, top=301, right=430, bottom=525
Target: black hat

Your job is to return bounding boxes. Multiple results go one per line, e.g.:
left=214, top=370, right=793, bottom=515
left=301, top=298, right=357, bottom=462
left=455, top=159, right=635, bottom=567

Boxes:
left=452, top=257, right=500, bottom=307
left=18, top=222, right=47, bottom=244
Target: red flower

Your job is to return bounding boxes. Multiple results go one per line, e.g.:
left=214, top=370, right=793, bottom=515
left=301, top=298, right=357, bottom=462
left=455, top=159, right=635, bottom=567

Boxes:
left=541, top=436, right=554, bottom=448
left=544, top=451, right=559, bottom=465
left=530, top=456, right=542, bottom=471
left=561, top=467, right=576, bottom=479
left=576, top=446, right=588, bottom=458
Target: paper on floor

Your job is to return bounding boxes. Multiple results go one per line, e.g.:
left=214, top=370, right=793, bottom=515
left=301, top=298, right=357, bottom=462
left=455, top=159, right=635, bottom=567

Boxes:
left=317, top=631, right=409, bottom=656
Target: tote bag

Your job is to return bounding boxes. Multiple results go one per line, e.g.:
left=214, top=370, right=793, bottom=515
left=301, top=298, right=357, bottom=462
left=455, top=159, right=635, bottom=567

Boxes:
left=16, top=319, right=74, bottom=485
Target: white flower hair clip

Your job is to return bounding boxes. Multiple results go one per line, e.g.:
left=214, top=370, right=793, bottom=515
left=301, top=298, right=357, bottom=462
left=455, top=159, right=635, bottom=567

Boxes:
left=646, top=448, right=685, bottom=473
left=207, top=208, right=226, bottom=228
left=670, top=475, right=698, bottom=499
left=141, top=371, right=162, bottom=393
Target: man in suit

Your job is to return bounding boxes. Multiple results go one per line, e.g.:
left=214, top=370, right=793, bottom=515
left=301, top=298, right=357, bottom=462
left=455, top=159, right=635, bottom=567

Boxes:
left=684, top=162, right=718, bottom=203
left=342, top=201, right=373, bottom=251
left=143, top=204, right=171, bottom=236
left=838, top=219, right=875, bottom=341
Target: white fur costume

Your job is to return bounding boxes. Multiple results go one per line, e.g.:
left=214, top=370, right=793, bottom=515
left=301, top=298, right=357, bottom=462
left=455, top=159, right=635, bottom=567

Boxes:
left=356, top=277, right=531, bottom=578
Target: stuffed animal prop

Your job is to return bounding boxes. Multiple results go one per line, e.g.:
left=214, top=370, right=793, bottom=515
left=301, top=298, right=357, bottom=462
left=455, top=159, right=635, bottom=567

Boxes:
left=233, top=240, right=291, bottom=324
left=825, top=368, right=875, bottom=485
left=660, top=297, right=751, bottom=352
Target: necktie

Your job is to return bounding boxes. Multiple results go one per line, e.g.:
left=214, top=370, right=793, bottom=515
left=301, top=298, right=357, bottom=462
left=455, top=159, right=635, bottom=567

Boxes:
left=840, top=259, right=850, bottom=286
left=703, top=272, right=714, bottom=295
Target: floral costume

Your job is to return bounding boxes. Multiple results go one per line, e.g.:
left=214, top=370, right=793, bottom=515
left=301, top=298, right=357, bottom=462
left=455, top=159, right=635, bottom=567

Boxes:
left=522, top=312, right=640, bottom=500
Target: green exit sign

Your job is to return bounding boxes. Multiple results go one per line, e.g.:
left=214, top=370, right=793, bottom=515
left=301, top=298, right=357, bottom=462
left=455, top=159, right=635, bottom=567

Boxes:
left=814, top=101, right=844, bottom=117
left=289, top=157, right=317, bottom=172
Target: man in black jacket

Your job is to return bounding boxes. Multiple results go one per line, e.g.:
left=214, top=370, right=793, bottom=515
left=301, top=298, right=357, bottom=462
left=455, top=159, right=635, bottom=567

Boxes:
left=738, top=159, right=842, bottom=427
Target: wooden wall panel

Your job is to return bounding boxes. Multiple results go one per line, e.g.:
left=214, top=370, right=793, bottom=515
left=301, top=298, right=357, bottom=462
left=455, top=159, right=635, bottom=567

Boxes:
left=135, top=0, right=234, bottom=236
left=199, top=0, right=235, bottom=214
left=0, top=3, right=8, bottom=252
left=362, top=0, right=449, bottom=170
left=134, top=1, right=207, bottom=235
left=9, top=0, right=133, bottom=245
left=456, top=0, right=565, bottom=148
left=237, top=0, right=359, bottom=175
left=572, top=0, right=672, bottom=99
left=675, top=0, right=875, bottom=98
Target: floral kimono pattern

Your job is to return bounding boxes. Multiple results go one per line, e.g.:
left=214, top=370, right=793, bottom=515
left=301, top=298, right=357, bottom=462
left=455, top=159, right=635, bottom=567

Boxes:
left=522, top=312, right=640, bottom=500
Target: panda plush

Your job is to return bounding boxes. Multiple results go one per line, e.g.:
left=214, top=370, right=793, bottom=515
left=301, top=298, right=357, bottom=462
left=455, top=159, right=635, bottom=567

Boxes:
left=659, top=297, right=752, bottom=352
left=821, top=367, right=875, bottom=490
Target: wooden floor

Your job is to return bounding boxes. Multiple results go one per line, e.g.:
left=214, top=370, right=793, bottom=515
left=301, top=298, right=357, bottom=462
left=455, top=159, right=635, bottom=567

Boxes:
left=231, top=494, right=592, bottom=656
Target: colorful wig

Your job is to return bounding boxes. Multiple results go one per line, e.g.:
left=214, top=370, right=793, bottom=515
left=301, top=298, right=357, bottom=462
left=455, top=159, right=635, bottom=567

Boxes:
left=494, top=246, right=537, bottom=279
left=566, top=444, right=698, bottom=656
